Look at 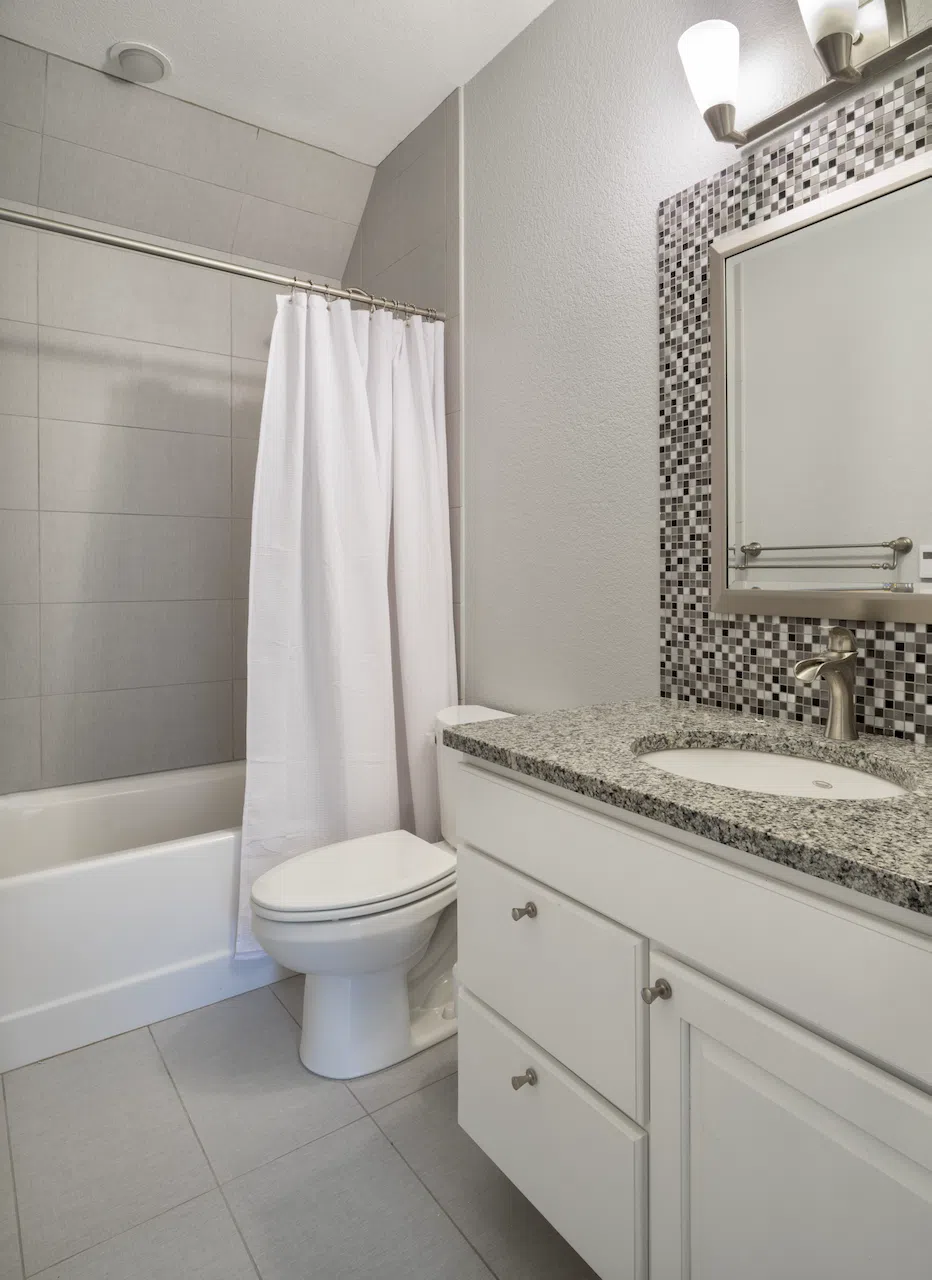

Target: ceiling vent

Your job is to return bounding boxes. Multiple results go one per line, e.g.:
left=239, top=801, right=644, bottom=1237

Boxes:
left=108, top=42, right=172, bottom=84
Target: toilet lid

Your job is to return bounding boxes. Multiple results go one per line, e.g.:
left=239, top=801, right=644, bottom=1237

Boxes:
left=250, top=830, right=457, bottom=916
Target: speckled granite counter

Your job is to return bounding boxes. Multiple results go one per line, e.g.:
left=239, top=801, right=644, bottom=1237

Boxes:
left=444, top=700, right=932, bottom=918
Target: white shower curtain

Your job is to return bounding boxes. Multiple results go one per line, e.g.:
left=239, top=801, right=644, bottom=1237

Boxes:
left=237, top=294, right=456, bottom=953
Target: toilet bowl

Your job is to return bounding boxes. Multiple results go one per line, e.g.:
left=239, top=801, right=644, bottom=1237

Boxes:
left=251, top=705, right=510, bottom=1079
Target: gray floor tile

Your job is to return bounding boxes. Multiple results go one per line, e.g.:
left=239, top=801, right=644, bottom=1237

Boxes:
left=151, top=988, right=365, bottom=1183
left=0, top=1091, right=22, bottom=1280
left=269, top=976, right=303, bottom=1025
left=348, top=1036, right=459, bottom=1113
left=32, top=1192, right=257, bottom=1280
left=4, top=1029, right=214, bottom=1275
left=224, top=1116, right=492, bottom=1280
left=375, top=1076, right=598, bottom=1280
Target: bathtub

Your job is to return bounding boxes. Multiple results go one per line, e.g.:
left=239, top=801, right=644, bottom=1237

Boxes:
left=0, top=762, right=287, bottom=1072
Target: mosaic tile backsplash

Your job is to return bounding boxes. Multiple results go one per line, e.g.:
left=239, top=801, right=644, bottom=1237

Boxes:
left=659, top=59, right=929, bottom=743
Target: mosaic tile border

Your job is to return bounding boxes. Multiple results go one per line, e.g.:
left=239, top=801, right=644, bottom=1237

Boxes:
left=659, top=59, right=929, bottom=742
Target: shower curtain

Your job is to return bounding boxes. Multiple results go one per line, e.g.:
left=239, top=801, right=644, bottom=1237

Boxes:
left=236, top=294, right=456, bottom=954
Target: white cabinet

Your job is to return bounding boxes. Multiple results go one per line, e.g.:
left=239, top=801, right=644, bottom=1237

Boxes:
left=648, top=954, right=932, bottom=1280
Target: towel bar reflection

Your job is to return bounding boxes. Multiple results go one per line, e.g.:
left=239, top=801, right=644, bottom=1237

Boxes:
left=734, top=536, right=912, bottom=573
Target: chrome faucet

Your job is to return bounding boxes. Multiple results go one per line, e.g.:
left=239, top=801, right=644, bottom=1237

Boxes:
left=793, top=626, right=859, bottom=742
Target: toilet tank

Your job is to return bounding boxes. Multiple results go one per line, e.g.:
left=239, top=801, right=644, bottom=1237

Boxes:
left=435, top=705, right=512, bottom=849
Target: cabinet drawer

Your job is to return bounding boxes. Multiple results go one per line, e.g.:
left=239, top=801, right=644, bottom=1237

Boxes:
left=458, top=989, right=647, bottom=1280
left=458, top=846, right=647, bottom=1119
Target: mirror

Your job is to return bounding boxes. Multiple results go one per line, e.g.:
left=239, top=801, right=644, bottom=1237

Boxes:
left=711, top=151, right=932, bottom=622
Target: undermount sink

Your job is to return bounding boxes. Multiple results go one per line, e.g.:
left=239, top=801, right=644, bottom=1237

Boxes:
left=639, top=748, right=906, bottom=799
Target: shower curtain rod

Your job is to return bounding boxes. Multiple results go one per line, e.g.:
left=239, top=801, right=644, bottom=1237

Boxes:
left=0, top=206, right=445, bottom=321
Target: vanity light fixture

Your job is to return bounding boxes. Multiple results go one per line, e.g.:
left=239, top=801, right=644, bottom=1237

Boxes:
left=677, top=20, right=747, bottom=144
left=796, top=0, right=861, bottom=81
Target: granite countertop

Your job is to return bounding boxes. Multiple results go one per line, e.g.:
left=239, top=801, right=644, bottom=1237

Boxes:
left=444, top=700, right=932, bottom=918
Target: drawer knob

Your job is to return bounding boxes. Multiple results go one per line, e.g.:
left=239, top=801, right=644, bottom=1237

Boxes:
left=641, top=978, right=673, bottom=1005
left=511, top=902, right=538, bottom=921
left=511, top=1067, right=538, bottom=1090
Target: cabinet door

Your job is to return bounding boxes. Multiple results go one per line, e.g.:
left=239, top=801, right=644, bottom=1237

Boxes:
left=648, top=954, right=932, bottom=1280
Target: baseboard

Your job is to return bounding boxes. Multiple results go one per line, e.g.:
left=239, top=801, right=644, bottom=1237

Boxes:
left=0, top=951, right=290, bottom=1073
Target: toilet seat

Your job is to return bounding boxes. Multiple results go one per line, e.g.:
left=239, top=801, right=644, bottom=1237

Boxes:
left=250, top=829, right=456, bottom=924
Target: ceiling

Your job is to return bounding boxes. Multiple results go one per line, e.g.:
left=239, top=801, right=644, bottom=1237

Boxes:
left=0, top=0, right=556, bottom=165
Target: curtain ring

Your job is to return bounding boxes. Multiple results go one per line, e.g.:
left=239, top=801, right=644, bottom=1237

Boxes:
left=290, top=277, right=298, bottom=301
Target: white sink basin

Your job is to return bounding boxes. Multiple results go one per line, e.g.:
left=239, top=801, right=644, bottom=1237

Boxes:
left=639, top=748, right=906, bottom=799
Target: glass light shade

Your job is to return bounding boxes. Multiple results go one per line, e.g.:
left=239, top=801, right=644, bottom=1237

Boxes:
left=795, top=0, right=858, bottom=44
left=677, top=20, right=741, bottom=115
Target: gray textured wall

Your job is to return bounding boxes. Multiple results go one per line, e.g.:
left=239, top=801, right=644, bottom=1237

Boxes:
left=462, top=0, right=825, bottom=713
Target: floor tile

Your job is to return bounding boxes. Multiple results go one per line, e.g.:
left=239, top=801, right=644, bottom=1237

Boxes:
left=4, top=1029, right=214, bottom=1275
left=375, top=1076, right=598, bottom=1280
left=151, top=988, right=365, bottom=1183
left=347, top=1036, right=459, bottom=1113
left=32, top=1192, right=256, bottom=1280
left=269, top=975, right=303, bottom=1024
left=224, top=1116, right=492, bottom=1280
left=0, top=1091, right=22, bottom=1280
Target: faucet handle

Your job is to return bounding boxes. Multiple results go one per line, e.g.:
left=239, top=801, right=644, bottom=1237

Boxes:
left=827, top=626, right=857, bottom=654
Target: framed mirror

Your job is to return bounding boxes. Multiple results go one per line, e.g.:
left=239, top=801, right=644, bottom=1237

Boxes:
left=711, top=149, right=932, bottom=623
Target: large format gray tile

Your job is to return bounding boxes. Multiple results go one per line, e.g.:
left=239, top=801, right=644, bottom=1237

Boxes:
left=0, top=38, right=45, bottom=133
left=0, top=1089, right=22, bottom=1280
left=40, top=600, right=232, bottom=694
left=269, top=975, right=303, bottom=1024
left=370, top=233, right=445, bottom=317
left=39, top=327, right=231, bottom=436
left=38, top=235, right=230, bottom=353
left=0, top=511, right=38, bottom=603
left=33, top=1191, right=256, bottom=1280
left=40, top=512, right=231, bottom=603
left=39, top=681, right=232, bottom=785
left=233, top=679, right=246, bottom=759
left=43, top=57, right=255, bottom=191
left=39, top=137, right=244, bottom=254
left=0, top=320, right=38, bottom=416
left=0, top=605, right=39, bottom=699
left=0, top=697, right=40, bottom=792
left=0, top=417, right=37, bottom=509
left=232, top=518, right=252, bottom=598
left=39, top=420, right=231, bottom=517
left=233, top=197, right=356, bottom=280
left=231, top=279, right=282, bottom=361
left=4, top=1028, right=215, bottom=1275
left=224, top=1116, right=492, bottom=1280
left=232, top=357, right=266, bottom=438
left=0, top=123, right=40, bottom=205
left=446, top=411, right=462, bottom=508
left=244, top=131, right=374, bottom=224
left=151, top=988, right=364, bottom=1183
left=232, top=437, right=258, bottom=519
left=0, top=223, right=37, bottom=324
left=348, top=1037, right=459, bottom=1114
left=375, top=1076, right=598, bottom=1280
left=233, top=598, right=247, bottom=680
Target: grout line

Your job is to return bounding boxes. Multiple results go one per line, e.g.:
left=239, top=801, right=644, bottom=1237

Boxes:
left=268, top=980, right=301, bottom=1027
left=33, top=318, right=237, bottom=360
left=362, top=1061, right=459, bottom=1118
left=1, top=1075, right=27, bottom=1280
left=36, top=415, right=234, bottom=441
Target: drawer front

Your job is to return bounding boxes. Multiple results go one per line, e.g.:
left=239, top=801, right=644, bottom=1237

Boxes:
left=458, top=846, right=647, bottom=1120
left=458, top=989, right=647, bottom=1280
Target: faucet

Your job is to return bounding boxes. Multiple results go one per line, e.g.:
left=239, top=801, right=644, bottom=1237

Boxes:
left=793, top=626, right=859, bottom=742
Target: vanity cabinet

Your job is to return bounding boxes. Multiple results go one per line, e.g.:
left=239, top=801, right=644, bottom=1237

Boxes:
left=455, top=761, right=932, bottom=1280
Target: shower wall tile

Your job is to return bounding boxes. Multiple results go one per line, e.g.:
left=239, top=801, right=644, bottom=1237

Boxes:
left=369, top=233, right=446, bottom=317
left=0, top=511, right=39, bottom=603
left=232, top=519, right=252, bottom=600
left=233, top=598, right=247, bottom=681
left=0, top=122, right=41, bottom=205
left=37, top=235, right=231, bottom=353
left=446, top=411, right=462, bottom=510
left=0, top=604, right=40, bottom=699
left=232, top=357, right=265, bottom=439
left=40, top=512, right=231, bottom=603
left=0, top=697, right=41, bottom=792
left=39, top=420, right=231, bottom=517
left=233, top=196, right=356, bottom=281
left=245, top=130, right=375, bottom=225
left=38, top=137, right=243, bottom=254
left=232, top=437, right=259, bottom=519
left=0, top=416, right=38, bottom=509
left=0, top=319, right=38, bottom=416
left=0, top=37, right=46, bottom=133
left=0, top=223, right=38, bottom=323
left=39, top=328, right=232, bottom=436
left=43, top=55, right=256, bottom=191
left=40, top=601, right=233, bottom=694
left=233, top=679, right=247, bottom=759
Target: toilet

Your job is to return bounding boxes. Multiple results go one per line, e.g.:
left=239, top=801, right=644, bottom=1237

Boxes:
left=250, top=705, right=510, bottom=1079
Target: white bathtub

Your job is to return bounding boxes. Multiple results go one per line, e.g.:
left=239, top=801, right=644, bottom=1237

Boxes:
left=0, top=762, right=287, bottom=1072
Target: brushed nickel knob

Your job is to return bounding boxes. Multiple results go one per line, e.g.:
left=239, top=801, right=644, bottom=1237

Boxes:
left=641, top=978, right=673, bottom=1005
left=511, top=1067, right=538, bottom=1090
left=511, top=902, right=538, bottom=921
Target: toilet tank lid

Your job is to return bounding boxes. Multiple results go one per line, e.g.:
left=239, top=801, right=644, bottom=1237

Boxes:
left=435, top=705, right=512, bottom=729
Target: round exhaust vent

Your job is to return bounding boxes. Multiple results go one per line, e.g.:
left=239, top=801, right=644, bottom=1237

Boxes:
left=108, top=42, right=172, bottom=84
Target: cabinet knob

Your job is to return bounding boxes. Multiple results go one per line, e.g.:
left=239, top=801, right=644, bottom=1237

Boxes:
left=641, top=978, right=673, bottom=1005
left=511, top=902, right=538, bottom=921
left=511, top=1067, right=538, bottom=1090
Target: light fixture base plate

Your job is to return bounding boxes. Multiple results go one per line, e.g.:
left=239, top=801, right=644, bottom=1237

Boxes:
left=702, top=103, right=748, bottom=146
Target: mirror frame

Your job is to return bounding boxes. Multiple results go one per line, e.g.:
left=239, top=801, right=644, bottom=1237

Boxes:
left=710, top=148, right=932, bottom=623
